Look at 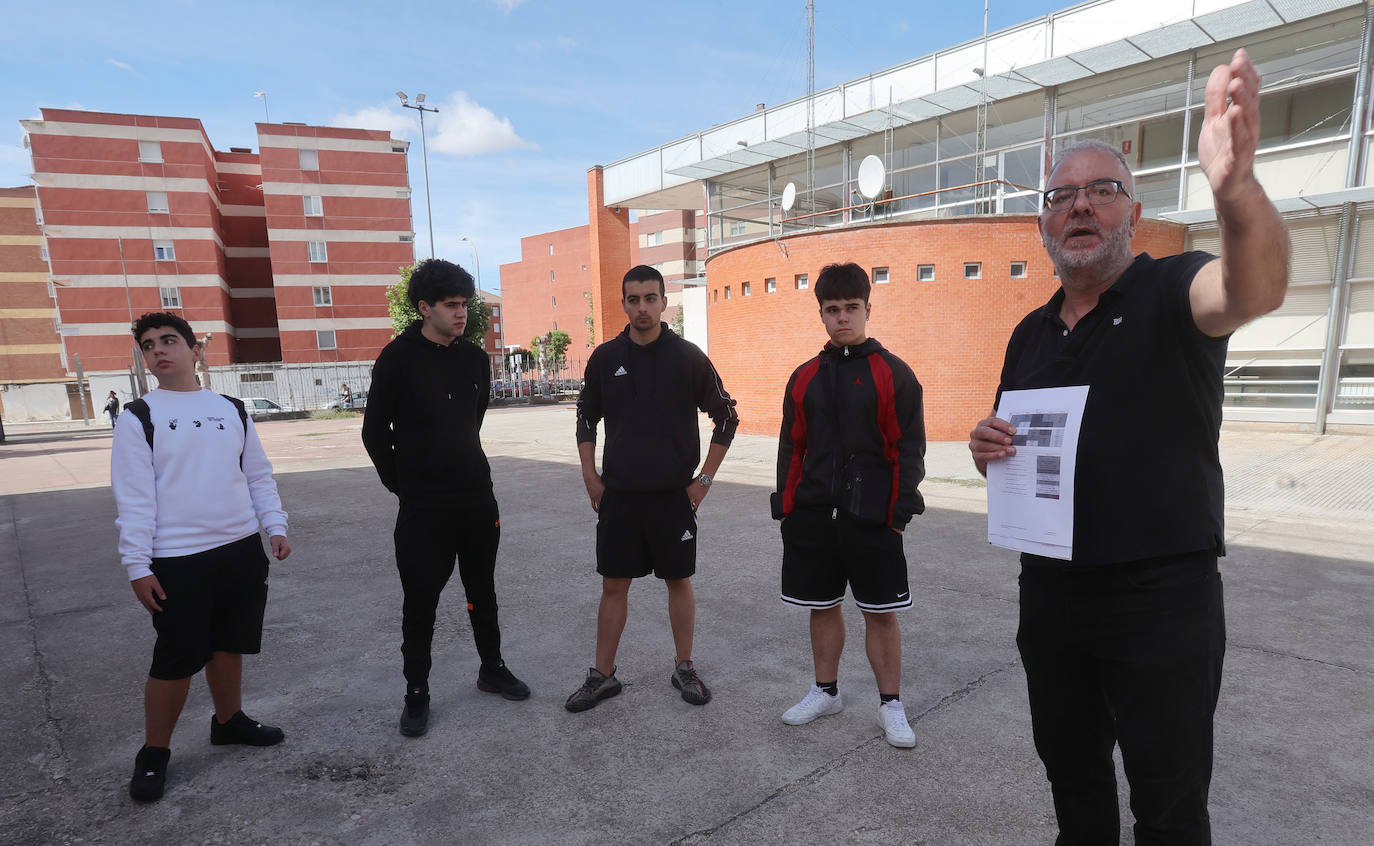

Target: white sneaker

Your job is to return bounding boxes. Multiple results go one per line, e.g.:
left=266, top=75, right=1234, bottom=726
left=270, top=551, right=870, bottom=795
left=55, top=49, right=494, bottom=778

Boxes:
left=781, top=685, right=844, bottom=725
left=879, top=699, right=916, bottom=748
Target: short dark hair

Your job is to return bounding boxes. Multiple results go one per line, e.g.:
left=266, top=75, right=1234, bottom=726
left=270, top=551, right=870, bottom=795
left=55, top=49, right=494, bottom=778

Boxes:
left=132, top=312, right=196, bottom=347
left=407, top=258, right=476, bottom=309
left=622, top=264, right=665, bottom=297
left=814, top=263, right=871, bottom=304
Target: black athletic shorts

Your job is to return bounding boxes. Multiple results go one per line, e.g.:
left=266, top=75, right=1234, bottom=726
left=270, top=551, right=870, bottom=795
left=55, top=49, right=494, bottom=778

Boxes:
left=147, top=533, right=271, bottom=680
left=780, top=508, right=910, bottom=612
left=596, top=487, right=697, bottom=580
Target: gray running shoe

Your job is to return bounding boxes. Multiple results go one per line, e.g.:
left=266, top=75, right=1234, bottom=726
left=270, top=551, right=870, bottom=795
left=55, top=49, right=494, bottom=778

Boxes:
left=565, top=667, right=622, bottom=713
left=670, top=660, right=712, bottom=705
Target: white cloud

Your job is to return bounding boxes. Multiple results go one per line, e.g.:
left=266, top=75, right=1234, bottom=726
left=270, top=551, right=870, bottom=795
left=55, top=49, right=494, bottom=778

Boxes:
left=332, top=93, right=534, bottom=157
left=493, top=0, right=528, bottom=12
left=556, top=36, right=576, bottom=50
left=428, top=93, right=537, bottom=156
left=330, top=104, right=415, bottom=139
left=106, top=58, right=134, bottom=72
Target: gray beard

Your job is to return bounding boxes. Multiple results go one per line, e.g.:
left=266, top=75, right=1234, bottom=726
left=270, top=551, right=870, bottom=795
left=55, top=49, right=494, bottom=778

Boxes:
left=1046, top=215, right=1134, bottom=275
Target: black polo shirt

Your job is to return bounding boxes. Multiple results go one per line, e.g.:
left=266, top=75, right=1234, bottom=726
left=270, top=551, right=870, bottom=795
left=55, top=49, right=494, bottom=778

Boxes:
left=995, top=251, right=1226, bottom=567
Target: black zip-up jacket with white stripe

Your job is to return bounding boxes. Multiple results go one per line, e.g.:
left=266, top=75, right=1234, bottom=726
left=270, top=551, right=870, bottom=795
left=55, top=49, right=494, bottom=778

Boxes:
left=773, top=337, right=926, bottom=529
left=576, top=323, right=739, bottom=492
left=362, top=321, right=493, bottom=506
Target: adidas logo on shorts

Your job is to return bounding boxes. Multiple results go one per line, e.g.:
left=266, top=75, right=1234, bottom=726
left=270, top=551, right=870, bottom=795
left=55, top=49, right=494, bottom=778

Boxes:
left=681, top=529, right=694, bottom=541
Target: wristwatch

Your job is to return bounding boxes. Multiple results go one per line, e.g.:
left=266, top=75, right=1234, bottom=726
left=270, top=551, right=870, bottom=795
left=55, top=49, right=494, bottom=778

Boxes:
left=696, top=473, right=713, bottom=488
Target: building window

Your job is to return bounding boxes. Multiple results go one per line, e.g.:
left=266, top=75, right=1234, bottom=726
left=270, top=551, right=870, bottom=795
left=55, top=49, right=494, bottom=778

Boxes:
left=308, top=241, right=327, bottom=262
left=553, top=321, right=558, bottom=330
left=399, top=234, right=413, bottom=242
left=34, top=205, right=43, bottom=226
left=742, top=281, right=751, bottom=296
left=795, top=274, right=809, bottom=290
left=713, top=289, right=718, bottom=302
left=549, top=244, right=554, bottom=255
left=493, top=322, right=501, bottom=333
left=873, top=267, right=890, bottom=284
left=917, top=265, right=935, bottom=282
left=391, top=144, right=406, bottom=153
left=147, top=192, right=169, bottom=213
left=493, top=306, right=500, bottom=317
left=153, top=241, right=176, bottom=261
left=1010, top=261, right=1028, bottom=278
left=312, top=286, right=332, bottom=306
left=725, top=286, right=732, bottom=300
left=40, top=244, right=48, bottom=261
left=316, top=329, right=336, bottom=350
left=765, top=277, right=777, bottom=293
left=551, top=295, right=557, bottom=308
left=728, top=220, right=747, bottom=237
left=159, top=287, right=181, bottom=308
left=299, top=149, right=319, bottom=170
left=964, top=262, right=982, bottom=280
left=303, top=195, right=323, bottom=216
left=550, top=270, right=555, bottom=282
left=138, top=140, right=163, bottom=163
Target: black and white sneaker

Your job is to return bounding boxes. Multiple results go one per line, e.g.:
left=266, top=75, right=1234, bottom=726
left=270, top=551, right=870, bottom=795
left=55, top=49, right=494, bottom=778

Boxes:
left=210, top=711, right=285, bottom=747
left=129, top=745, right=170, bottom=802
left=399, top=686, right=430, bottom=737
left=565, top=668, right=622, bottom=713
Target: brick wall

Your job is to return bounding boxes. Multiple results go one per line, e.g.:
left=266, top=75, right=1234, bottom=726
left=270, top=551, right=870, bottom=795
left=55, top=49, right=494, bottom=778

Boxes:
left=704, top=216, right=1185, bottom=441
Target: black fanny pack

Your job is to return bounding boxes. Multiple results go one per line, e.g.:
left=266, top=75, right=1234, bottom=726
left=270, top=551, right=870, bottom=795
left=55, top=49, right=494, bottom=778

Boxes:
left=841, top=453, right=893, bottom=526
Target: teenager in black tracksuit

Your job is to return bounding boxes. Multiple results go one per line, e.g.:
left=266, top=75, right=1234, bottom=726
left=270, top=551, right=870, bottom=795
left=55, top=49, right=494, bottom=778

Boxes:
left=362, top=259, right=528, bottom=737
left=564, top=265, right=738, bottom=713
left=771, top=262, right=926, bottom=748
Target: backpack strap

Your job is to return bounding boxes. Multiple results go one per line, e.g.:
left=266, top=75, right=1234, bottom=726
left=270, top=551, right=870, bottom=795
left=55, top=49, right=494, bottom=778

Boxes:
left=219, top=395, right=249, bottom=467
left=124, top=398, right=155, bottom=449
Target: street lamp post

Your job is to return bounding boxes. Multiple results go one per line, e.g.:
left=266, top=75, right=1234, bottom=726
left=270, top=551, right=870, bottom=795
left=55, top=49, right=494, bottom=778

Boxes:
left=459, top=236, right=480, bottom=289
left=396, top=91, right=437, bottom=259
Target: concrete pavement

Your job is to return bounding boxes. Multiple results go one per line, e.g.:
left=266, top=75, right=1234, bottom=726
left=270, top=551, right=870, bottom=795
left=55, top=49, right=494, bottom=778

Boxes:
left=1, top=406, right=1371, bottom=844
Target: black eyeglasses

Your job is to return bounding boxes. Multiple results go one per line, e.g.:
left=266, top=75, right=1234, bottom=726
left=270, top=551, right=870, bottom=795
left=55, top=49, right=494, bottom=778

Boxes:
left=1042, top=179, right=1131, bottom=211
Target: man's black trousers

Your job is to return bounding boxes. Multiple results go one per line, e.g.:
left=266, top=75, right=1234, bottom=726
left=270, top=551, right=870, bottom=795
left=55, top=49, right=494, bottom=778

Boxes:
left=1017, top=550, right=1225, bottom=846
left=393, top=499, right=503, bottom=688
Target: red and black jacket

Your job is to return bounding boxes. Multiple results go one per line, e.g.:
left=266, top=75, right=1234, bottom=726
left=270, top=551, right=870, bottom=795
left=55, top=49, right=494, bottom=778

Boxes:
left=772, top=338, right=926, bottom=529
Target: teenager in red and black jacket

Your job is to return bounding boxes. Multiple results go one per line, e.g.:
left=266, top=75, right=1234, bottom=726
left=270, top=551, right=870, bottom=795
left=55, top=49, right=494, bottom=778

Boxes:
left=771, top=262, right=926, bottom=749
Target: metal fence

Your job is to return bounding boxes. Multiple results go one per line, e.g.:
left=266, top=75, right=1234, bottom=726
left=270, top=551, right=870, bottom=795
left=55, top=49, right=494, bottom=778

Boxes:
left=202, top=356, right=591, bottom=410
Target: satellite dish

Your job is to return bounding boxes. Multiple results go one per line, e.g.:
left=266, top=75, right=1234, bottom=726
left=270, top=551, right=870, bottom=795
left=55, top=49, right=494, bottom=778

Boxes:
left=856, top=155, right=886, bottom=201
left=780, top=182, right=797, bottom=212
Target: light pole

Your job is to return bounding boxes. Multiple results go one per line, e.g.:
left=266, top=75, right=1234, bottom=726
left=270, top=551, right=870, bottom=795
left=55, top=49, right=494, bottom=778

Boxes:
left=397, top=91, right=437, bottom=259
left=459, top=236, right=480, bottom=289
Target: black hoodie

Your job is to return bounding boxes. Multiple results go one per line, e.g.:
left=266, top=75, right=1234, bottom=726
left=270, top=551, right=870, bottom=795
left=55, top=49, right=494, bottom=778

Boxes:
left=576, top=323, right=739, bottom=492
left=773, top=337, right=926, bottom=529
left=362, top=321, right=493, bottom=506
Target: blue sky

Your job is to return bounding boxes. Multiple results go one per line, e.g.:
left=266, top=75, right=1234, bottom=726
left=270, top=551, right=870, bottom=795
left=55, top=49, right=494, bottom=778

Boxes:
left=1, top=0, right=1068, bottom=290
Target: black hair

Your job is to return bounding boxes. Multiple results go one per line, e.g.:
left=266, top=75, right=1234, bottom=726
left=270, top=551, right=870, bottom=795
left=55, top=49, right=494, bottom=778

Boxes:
left=814, top=263, right=871, bottom=304
left=622, top=264, right=665, bottom=297
left=132, top=312, right=197, bottom=348
left=407, top=258, right=476, bottom=309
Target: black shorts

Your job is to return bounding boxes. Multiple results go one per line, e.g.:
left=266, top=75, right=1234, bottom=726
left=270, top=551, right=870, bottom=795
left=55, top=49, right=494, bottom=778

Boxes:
left=596, top=487, right=697, bottom=580
left=147, top=534, right=271, bottom=680
left=780, top=509, right=910, bottom=612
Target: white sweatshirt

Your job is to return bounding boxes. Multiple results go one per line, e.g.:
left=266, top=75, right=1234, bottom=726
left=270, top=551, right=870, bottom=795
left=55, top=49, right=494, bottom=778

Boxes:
left=111, top=389, right=288, bottom=581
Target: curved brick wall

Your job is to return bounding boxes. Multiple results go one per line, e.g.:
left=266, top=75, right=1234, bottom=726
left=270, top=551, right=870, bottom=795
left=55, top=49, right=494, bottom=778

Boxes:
left=703, top=215, right=1185, bottom=442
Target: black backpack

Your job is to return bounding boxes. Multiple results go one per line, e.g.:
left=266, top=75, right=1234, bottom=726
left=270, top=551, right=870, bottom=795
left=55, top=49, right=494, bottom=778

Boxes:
left=124, top=394, right=250, bottom=464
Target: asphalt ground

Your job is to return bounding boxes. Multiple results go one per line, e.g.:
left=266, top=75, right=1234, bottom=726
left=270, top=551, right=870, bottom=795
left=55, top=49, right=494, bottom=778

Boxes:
left=1, top=406, right=1371, bottom=845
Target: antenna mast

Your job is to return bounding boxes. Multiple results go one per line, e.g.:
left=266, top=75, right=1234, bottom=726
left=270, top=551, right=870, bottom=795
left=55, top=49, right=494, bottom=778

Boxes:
left=806, top=0, right=815, bottom=215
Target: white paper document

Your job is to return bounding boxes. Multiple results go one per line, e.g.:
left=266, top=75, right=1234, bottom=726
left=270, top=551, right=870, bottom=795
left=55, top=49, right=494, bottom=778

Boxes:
left=986, top=385, right=1090, bottom=560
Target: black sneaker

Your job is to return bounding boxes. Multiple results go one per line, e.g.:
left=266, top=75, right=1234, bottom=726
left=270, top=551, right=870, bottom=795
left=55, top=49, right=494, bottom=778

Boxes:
left=129, top=745, right=170, bottom=802
left=564, top=667, right=622, bottom=713
left=209, top=711, right=285, bottom=747
left=399, top=686, right=430, bottom=737
left=671, top=660, right=712, bottom=706
left=477, top=662, right=531, bottom=701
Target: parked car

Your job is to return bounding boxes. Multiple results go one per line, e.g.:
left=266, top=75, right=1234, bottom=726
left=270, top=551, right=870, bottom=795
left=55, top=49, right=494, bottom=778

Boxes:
left=326, top=391, right=367, bottom=411
left=240, top=397, right=298, bottom=415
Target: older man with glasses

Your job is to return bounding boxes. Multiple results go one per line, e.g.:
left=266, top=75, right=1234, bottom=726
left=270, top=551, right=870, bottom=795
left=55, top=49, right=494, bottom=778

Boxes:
left=969, top=49, right=1289, bottom=845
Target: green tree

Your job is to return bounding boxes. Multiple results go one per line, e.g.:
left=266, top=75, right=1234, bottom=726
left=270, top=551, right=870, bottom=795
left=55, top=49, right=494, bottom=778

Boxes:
left=529, top=329, right=572, bottom=374
left=387, top=263, right=492, bottom=344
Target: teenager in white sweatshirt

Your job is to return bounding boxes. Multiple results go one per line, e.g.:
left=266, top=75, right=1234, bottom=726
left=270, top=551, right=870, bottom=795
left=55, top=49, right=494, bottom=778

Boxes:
left=111, top=312, right=291, bottom=803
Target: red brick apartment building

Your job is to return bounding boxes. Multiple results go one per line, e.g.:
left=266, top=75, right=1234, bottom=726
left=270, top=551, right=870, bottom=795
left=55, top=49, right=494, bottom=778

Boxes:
left=0, top=187, right=64, bottom=401
left=18, top=109, right=414, bottom=373
left=499, top=191, right=702, bottom=357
